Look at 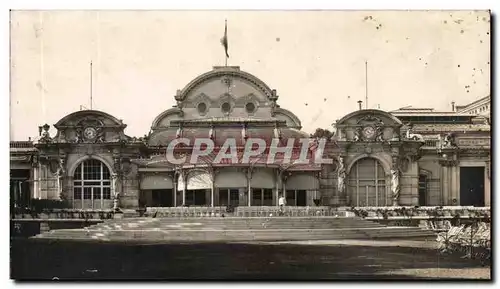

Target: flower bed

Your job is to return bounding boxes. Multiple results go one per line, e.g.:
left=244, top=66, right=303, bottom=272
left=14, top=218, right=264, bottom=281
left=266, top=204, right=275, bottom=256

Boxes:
left=12, top=209, right=115, bottom=220
left=349, top=206, right=490, bottom=221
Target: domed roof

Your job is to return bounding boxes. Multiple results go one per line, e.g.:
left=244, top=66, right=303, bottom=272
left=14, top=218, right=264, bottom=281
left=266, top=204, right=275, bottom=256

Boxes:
left=175, top=66, right=277, bottom=102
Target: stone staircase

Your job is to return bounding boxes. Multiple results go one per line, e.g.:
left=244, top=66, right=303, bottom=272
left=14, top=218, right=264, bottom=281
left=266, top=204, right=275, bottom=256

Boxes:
left=33, top=216, right=436, bottom=243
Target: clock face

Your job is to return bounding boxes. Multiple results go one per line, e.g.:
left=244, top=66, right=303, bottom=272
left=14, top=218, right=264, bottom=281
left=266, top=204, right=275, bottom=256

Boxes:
left=362, top=126, right=376, bottom=139
left=83, top=127, right=97, bottom=140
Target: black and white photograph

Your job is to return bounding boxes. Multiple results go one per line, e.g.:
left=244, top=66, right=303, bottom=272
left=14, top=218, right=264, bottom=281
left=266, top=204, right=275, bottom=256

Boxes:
left=7, top=5, right=493, bottom=282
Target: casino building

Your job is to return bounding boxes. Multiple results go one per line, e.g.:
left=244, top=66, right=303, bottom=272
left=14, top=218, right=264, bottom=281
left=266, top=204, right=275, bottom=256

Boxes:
left=10, top=66, right=491, bottom=210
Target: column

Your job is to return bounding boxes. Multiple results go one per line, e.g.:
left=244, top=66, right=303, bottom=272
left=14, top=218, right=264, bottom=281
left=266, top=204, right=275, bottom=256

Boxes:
left=211, top=185, right=214, bottom=207
left=173, top=174, right=177, bottom=207
left=275, top=169, right=281, bottom=206
left=182, top=172, right=187, bottom=206
left=451, top=165, right=457, bottom=205
left=484, top=160, right=491, bottom=206
left=441, top=166, right=449, bottom=206
left=33, top=165, right=39, bottom=199
left=247, top=168, right=252, bottom=207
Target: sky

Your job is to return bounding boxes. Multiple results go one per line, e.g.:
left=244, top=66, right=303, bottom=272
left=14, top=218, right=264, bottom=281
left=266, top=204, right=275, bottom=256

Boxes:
left=9, top=10, right=491, bottom=140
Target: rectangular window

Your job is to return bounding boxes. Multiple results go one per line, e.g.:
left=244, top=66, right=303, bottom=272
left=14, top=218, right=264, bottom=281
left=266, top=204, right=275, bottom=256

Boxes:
left=83, top=181, right=101, bottom=186
left=252, top=189, right=262, bottom=206
left=92, top=187, right=102, bottom=199
left=263, top=189, right=273, bottom=206
left=286, top=190, right=295, bottom=206
left=252, top=189, right=262, bottom=200
left=74, top=187, right=82, bottom=200
left=83, top=187, right=92, bottom=200
left=103, top=187, right=111, bottom=199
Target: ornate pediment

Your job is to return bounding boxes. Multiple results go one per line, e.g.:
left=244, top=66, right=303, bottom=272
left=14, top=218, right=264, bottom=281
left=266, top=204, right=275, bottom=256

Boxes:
left=73, top=117, right=105, bottom=144
left=353, top=115, right=385, bottom=142
left=51, top=110, right=129, bottom=144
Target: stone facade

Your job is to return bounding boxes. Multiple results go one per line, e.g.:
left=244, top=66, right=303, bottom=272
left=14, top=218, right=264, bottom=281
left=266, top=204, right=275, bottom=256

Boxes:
left=10, top=67, right=491, bottom=209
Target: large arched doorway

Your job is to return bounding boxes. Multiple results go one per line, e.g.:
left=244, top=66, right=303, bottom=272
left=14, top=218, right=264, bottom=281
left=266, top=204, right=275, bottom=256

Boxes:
left=73, top=159, right=112, bottom=209
left=348, top=158, right=388, bottom=207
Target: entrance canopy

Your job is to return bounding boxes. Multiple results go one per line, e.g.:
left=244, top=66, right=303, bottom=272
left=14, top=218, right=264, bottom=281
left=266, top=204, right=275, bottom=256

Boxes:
left=140, top=175, right=174, bottom=190
left=286, top=173, right=319, bottom=190
left=178, top=171, right=212, bottom=191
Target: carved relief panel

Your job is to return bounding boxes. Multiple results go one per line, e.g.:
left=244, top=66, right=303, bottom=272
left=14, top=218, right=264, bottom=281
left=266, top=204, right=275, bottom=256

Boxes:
left=74, top=117, right=105, bottom=143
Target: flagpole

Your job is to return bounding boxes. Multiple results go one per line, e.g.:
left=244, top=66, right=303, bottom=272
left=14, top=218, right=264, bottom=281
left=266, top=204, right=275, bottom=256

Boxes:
left=225, top=19, right=228, bottom=67
left=365, top=61, right=368, bottom=109
left=221, top=19, right=228, bottom=67
left=90, top=61, right=93, bottom=110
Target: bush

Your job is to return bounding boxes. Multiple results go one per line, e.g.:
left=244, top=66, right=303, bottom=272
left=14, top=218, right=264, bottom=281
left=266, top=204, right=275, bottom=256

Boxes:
left=30, top=199, right=69, bottom=211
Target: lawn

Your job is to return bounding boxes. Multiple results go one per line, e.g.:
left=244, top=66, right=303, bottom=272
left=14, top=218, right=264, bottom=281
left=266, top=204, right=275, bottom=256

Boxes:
left=10, top=238, right=491, bottom=281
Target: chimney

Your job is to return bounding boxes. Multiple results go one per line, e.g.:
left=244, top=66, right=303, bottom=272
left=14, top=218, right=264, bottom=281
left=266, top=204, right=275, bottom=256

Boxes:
left=451, top=101, right=455, bottom=112
left=357, top=100, right=363, bottom=110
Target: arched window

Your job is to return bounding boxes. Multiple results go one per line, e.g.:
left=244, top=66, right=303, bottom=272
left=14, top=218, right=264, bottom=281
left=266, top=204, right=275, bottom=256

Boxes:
left=73, top=159, right=112, bottom=209
left=348, top=158, right=387, bottom=207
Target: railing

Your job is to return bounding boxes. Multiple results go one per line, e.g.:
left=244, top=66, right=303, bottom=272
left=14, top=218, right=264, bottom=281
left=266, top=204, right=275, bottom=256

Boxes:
left=145, top=206, right=229, bottom=218
left=423, top=139, right=439, bottom=148
left=10, top=141, right=34, bottom=148
left=145, top=206, right=349, bottom=218
left=234, top=206, right=348, bottom=217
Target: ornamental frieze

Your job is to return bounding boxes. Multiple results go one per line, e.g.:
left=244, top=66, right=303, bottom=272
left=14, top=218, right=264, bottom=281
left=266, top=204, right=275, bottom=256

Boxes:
left=439, top=159, right=459, bottom=167
left=457, top=138, right=490, bottom=147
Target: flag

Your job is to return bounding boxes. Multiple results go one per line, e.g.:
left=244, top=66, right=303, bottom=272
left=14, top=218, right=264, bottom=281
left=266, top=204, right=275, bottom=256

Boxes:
left=220, top=20, right=229, bottom=58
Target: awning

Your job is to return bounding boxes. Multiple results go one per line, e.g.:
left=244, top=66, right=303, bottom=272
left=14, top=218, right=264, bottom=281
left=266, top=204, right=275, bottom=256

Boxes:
left=140, top=175, right=174, bottom=190
left=286, top=173, right=319, bottom=190
left=178, top=171, right=212, bottom=191
left=214, top=170, right=247, bottom=188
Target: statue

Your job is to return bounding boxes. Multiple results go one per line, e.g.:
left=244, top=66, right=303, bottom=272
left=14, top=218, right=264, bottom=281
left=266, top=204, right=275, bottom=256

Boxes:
left=55, top=158, right=65, bottom=198
left=391, top=168, right=401, bottom=206
left=55, top=168, right=62, bottom=198
left=353, top=128, right=361, bottom=142
left=111, top=173, right=118, bottom=196
left=405, top=124, right=424, bottom=142
left=337, top=157, right=346, bottom=194
left=111, top=173, right=120, bottom=211
left=441, top=133, right=455, bottom=148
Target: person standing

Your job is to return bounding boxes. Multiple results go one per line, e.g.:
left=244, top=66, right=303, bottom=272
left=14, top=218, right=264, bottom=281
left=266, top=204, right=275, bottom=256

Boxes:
left=278, top=194, right=286, bottom=216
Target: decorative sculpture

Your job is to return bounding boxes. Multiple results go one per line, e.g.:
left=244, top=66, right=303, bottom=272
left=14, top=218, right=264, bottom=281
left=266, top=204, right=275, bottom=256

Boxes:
left=55, top=158, right=65, bottom=198
left=405, top=124, right=424, bottom=142
left=273, top=126, right=281, bottom=139
left=111, top=173, right=118, bottom=194
left=353, top=128, right=361, bottom=142
left=111, top=173, right=120, bottom=211
left=441, top=133, right=455, bottom=148
left=391, top=168, right=401, bottom=206
left=337, top=157, right=346, bottom=194
left=55, top=168, right=62, bottom=198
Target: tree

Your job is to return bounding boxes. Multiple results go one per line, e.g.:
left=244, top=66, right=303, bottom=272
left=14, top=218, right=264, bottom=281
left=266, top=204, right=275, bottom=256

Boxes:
left=310, top=128, right=334, bottom=140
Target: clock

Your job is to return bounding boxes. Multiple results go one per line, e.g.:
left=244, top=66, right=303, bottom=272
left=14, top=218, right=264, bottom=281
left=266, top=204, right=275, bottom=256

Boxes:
left=83, top=127, right=97, bottom=140
left=362, top=126, right=376, bottom=139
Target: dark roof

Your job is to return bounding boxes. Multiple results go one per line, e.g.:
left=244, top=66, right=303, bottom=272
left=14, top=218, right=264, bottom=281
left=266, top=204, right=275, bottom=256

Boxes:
left=148, top=126, right=311, bottom=147
left=10, top=141, right=37, bottom=153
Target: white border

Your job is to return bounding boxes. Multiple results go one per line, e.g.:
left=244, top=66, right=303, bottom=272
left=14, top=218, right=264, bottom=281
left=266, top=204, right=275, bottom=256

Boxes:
left=2, top=0, right=498, bottom=287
